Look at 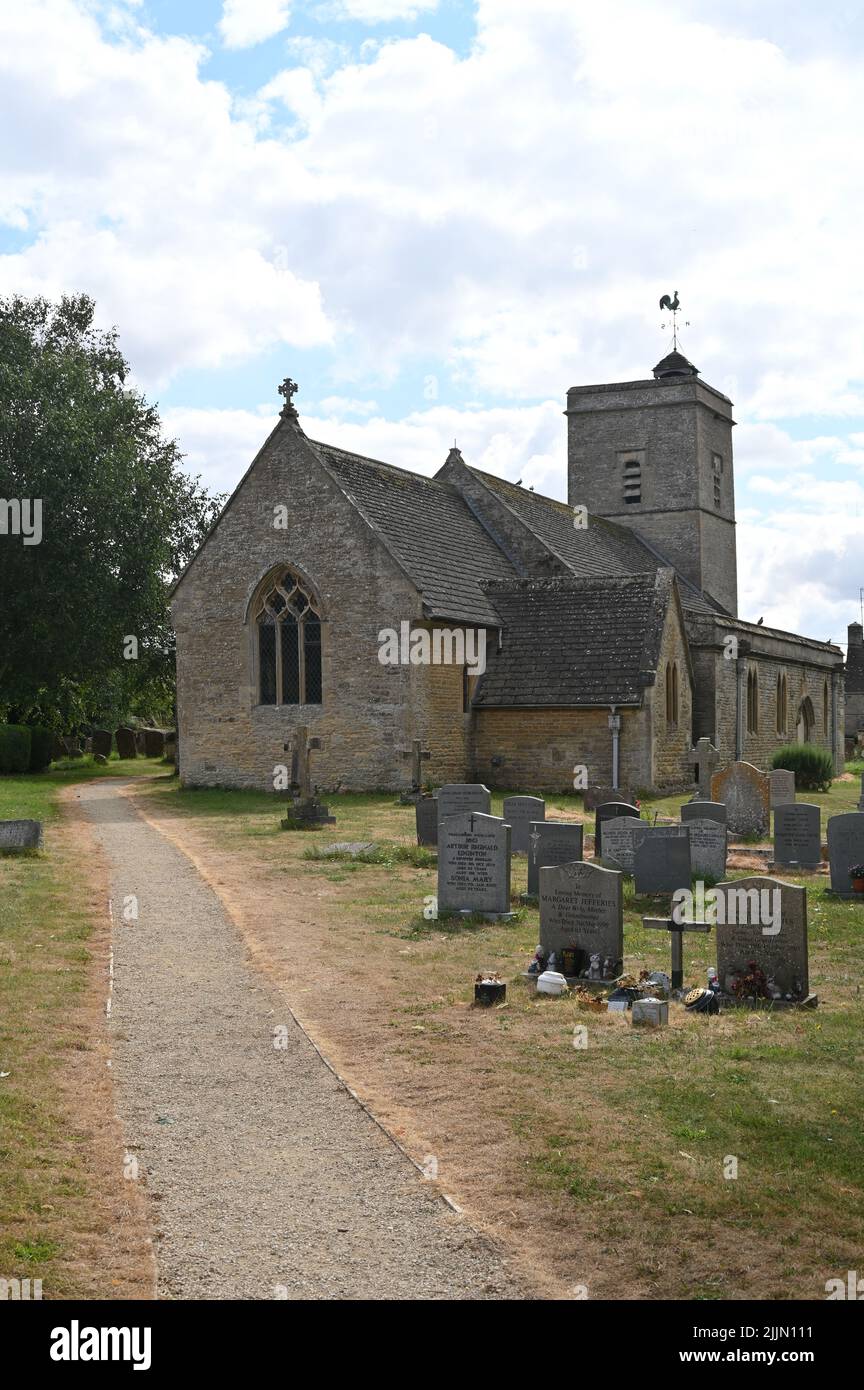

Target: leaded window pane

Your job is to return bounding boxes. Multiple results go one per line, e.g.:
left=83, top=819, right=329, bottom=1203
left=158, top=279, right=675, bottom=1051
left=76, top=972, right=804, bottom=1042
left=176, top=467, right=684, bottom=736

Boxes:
left=259, top=616, right=277, bottom=704
left=281, top=612, right=301, bottom=704
left=304, top=616, right=322, bottom=705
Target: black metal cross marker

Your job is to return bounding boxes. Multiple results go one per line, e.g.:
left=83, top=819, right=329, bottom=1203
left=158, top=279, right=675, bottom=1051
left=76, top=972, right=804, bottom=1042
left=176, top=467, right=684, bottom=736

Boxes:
left=643, top=915, right=712, bottom=991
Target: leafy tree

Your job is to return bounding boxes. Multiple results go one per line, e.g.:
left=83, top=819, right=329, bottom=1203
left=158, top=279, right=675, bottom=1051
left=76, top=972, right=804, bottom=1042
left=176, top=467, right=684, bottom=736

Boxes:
left=0, top=294, right=223, bottom=730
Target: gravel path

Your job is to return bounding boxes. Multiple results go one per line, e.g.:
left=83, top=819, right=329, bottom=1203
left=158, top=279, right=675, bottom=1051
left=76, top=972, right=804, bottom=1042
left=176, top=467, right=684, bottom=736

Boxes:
left=77, top=779, right=521, bottom=1300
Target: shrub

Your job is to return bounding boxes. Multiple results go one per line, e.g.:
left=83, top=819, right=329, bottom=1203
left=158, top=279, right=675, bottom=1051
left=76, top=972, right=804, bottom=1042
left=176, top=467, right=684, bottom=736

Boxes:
left=28, top=725, right=53, bottom=772
left=771, top=744, right=834, bottom=792
left=0, top=724, right=32, bottom=774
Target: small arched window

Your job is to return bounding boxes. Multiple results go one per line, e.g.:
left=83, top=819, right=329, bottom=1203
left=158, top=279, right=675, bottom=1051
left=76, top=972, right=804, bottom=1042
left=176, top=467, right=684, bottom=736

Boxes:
left=665, top=660, right=679, bottom=726
left=747, top=668, right=759, bottom=734
left=255, top=571, right=323, bottom=706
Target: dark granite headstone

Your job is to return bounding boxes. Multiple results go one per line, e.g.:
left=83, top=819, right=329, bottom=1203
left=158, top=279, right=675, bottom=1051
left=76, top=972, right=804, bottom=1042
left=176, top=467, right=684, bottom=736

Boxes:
left=91, top=730, right=112, bottom=759
left=502, top=795, right=545, bottom=854
left=774, top=803, right=821, bottom=869
left=526, top=820, right=583, bottom=896
left=0, top=819, right=43, bottom=851
left=681, top=800, right=727, bottom=827
left=538, top=860, right=623, bottom=981
left=598, top=816, right=644, bottom=874
left=438, top=811, right=511, bottom=916
left=594, top=801, right=640, bottom=857
left=415, top=795, right=438, bottom=848
left=827, top=812, right=864, bottom=896
left=634, top=826, right=691, bottom=895
left=115, top=727, right=138, bottom=760
left=143, top=728, right=165, bottom=758
left=436, top=783, right=491, bottom=826
left=714, top=876, right=809, bottom=1001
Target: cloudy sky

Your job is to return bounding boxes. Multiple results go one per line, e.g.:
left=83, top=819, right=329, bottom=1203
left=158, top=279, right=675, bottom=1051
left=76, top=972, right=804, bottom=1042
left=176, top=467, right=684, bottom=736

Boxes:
left=1, top=0, right=862, bottom=645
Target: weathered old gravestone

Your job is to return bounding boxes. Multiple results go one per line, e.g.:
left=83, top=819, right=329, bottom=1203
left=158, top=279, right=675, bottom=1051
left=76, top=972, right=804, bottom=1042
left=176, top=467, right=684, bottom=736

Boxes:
left=685, top=818, right=727, bottom=882
left=710, top=762, right=770, bottom=838
left=415, top=795, right=438, bottom=848
left=681, top=800, right=727, bottom=827
left=713, top=876, right=811, bottom=1003
left=91, top=730, right=112, bottom=759
left=633, top=826, right=691, bottom=895
left=502, top=795, right=545, bottom=854
left=399, top=739, right=431, bottom=803
left=827, top=812, right=864, bottom=896
left=436, top=784, right=491, bottom=825
left=774, top=803, right=822, bottom=869
left=598, top=816, right=644, bottom=874
left=143, top=728, right=166, bottom=759
left=594, top=800, right=640, bottom=858
left=283, top=726, right=335, bottom=827
left=526, top=820, right=584, bottom=897
left=115, top=727, right=138, bottom=760
left=584, top=785, right=632, bottom=813
left=0, top=820, right=43, bottom=851
left=688, top=738, right=720, bottom=801
left=538, top=860, right=623, bottom=981
left=437, top=812, right=512, bottom=917
left=770, top=769, right=796, bottom=808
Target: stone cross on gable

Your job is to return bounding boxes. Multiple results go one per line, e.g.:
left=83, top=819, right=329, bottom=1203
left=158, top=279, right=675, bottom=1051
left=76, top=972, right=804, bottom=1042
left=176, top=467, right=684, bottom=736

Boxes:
left=689, top=738, right=720, bottom=801
left=285, top=726, right=322, bottom=800
left=401, top=738, right=431, bottom=790
left=278, top=377, right=299, bottom=415
left=643, top=915, right=711, bottom=991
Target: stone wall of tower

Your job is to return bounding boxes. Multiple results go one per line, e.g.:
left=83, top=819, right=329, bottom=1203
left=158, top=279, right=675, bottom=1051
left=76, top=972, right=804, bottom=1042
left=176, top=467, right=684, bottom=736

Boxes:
left=845, top=622, right=864, bottom=741
left=566, top=373, right=738, bottom=615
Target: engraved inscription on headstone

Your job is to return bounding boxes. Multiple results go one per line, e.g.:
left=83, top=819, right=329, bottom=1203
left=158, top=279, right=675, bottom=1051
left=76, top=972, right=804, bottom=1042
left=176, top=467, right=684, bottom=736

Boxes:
left=774, top=803, right=821, bottom=869
left=539, top=860, right=623, bottom=980
left=770, top=769, right=796, bottom=808
left=685, top=818, right=727, bottom=881
left=526, top=820, right=584, bottom=896
left=633, top=826, right=691, bottom=895
left=503, top=795, right=545, bottom=854
left=438, top=812, right=511, bottom=916
left=598, top=816, right=644, bottom=874
left=711, top=762, right=770, bottom=838
left=681, top=800, right=727, bottom=827
left=827, top=812, right=864, bottom=896
left=713, top=876, right=809, bottom=1001
left=594, top=801, right=640, bottom=858
left=0, top=819, right=43, bottom=851
left=436, top=783, right=491, bottom=826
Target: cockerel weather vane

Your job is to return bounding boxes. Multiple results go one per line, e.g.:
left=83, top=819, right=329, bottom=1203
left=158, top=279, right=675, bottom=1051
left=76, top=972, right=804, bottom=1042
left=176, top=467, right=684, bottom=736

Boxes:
left=658, top=290, right=690, bottom=350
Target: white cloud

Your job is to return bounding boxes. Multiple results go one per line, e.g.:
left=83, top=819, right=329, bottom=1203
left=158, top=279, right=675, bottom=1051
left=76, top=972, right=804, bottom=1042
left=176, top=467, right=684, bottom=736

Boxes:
left=322, top=1, right=439, bottom=22
left=219, top=0, right=291, bottom=50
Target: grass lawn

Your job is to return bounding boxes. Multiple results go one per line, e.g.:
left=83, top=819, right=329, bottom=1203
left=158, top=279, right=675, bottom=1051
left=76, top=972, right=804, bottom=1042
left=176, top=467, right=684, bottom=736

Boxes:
left=0, top=756, right=160, bottom=1299
left=125, top=769, right=864, bottom=1300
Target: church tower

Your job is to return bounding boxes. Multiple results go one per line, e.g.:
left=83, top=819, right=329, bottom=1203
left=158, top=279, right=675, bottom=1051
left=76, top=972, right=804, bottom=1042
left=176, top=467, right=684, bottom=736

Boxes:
left=565, top=348, right=738, bottom=616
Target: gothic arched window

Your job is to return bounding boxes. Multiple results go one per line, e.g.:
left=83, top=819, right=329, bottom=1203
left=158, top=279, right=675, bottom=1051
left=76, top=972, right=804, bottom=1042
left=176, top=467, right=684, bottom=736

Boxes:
left=665, top=660, right=679, bottom=725
left=747, top=668, right=759, bottom=734
left=255, top=571, right=323, bottom=706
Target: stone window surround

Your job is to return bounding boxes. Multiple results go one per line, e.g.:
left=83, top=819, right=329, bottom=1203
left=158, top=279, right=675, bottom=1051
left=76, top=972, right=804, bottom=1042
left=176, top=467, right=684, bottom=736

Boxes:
left=246, top=564, right=326, bottom=711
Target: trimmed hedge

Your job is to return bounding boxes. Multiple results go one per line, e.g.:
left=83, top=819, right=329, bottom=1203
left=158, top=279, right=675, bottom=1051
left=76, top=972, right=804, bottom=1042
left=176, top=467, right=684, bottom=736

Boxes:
left=28, top=725, right=53, bottom=772
left=771, top=744, right=834, bottom=792
left=0, top=724, right=32, bottom=774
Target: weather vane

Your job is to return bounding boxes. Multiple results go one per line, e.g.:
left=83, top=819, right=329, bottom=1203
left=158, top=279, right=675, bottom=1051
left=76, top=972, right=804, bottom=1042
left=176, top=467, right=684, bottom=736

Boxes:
left=658, top=291, right=690, bottom=351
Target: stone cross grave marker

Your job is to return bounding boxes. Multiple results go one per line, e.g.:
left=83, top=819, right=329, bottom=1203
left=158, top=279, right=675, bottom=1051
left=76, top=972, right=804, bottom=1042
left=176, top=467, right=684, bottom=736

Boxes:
left=594, top=800, right=640, bottom=858
left=681, top=800, right=727, bottom=827
left=710, top=762, right=770, bottom=838
left=773, top=803, right=822, bottom=869
left=598, top=816, right=644, bottom=874
left=526, top=820, right=584, bottom=897
left=713, top=876, right=811, bottom=1003
left=538, top=860, right=623, bottom=982
left=502, top=795, right=545, bottom=854
left=634, top=826, right=692, bottom=895
left=685, top=818, right=727, bottom=882
left=827, top=812, right=864, bottom=897
left=0, top=820, right=43, bottom=851
left=437, top=812, right=512, bottom=918
left=436, top=784, right=491, bottom=826
left=284, top=726, right=335, bottom=826
left=770, top=769, right=796, bottom=808
left=689, top=738, right=719, bottom=801
left=415, top=796, right=438, bottom=847
left=399, top=739, right=431, bottom=800
left=643, top=915, right=711, bottom=991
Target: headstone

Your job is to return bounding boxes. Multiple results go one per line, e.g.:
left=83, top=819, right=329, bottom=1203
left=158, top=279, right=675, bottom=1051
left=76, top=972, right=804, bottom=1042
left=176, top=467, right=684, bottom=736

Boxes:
left=774, top=803, right=822, bottom=869
left=685, top=818, right=727, bottom=882
left=526, top=820, right=584, bottom=896
left=713, top=876, right=810, bottom=1002
left=93, top=753, right=108, bottom=765
left=0, top=819, right=43, bottom=851
left=710, top=761, right=770, bottom=838
left=415, top=796, right=438, bottom=848
left=827, top=812, right=864, bottom=897
left=436, top=784, right=491, bottom=825
left=681, top=800, right=727, bottom=827
left=598, top=816, right=644, bottom=874
left=284, top=726, right=335, bottom=827
left=438, top=812, right=512, bottom=917
left=399, top=738, right=431, bottom=802
left=633, top=826, right=691, bottom=895
left=688, top=738, right=720, bottom=800
left=594, top=800, right=640, bottom=857
left=584, top=785, right=632, bottom=813
left=62, top=737, right=83, bottom=759
left=143, top=728, right=165, bottom=758
left=770, top=769, right=796, bottom=808
left=92, top=730, right=112, bottom=759
left=115, top=727, right=138, bottom=760
left=858, top=773, right=864, bottom=812
left=538, top=860, right=623, bottom=981
left=502, top=795, right=545, bottom=854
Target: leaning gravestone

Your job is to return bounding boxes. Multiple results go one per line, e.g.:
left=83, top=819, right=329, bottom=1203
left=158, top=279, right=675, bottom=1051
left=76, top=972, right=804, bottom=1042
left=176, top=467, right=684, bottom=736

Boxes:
left=827, top=812, right=864, bottom=897
left=502, top=795, right=545, bottom=854
left=681, top=800, right=727, bottom=827
left=598, top=816, right=644, bottom=874
left=0, top=819, right=43, bottom=851
left=437, top=812, right=512, bottom=917
left=115, top=727, right=138, bottom=760
left=539, top=860, right=623, bottom=981
left=594, top=800, right=640, bottom=858
left=526, top=820, right=583, bottom=897
left=711, top=762, right=770, bottom=838
left=436, top=783, right=491, bottom=826
left=774, top=803, right=822, bottom=869
left=92, top=730, right=112, bottom=759
left=415, top=795, right=438, bottom=848
left=634, top=826, right=691, bottom=895
left=770, top=769, right=796, bottom=808
left=584, top=785, right=632, bottom=813
left=713, top=876, right=811, bottom=1003
left=685, top=818, right=727, bottom=882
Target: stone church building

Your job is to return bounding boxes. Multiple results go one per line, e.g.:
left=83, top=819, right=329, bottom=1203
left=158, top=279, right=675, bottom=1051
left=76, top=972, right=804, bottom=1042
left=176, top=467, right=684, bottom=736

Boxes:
left=171, top=350, right=845, bottom=795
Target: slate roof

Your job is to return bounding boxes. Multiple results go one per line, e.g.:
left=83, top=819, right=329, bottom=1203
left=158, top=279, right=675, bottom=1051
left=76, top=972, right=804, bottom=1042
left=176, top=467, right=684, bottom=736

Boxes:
left=309, top=441, right=516, bottom=626
left=473, top=572, right=673, bottom=707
